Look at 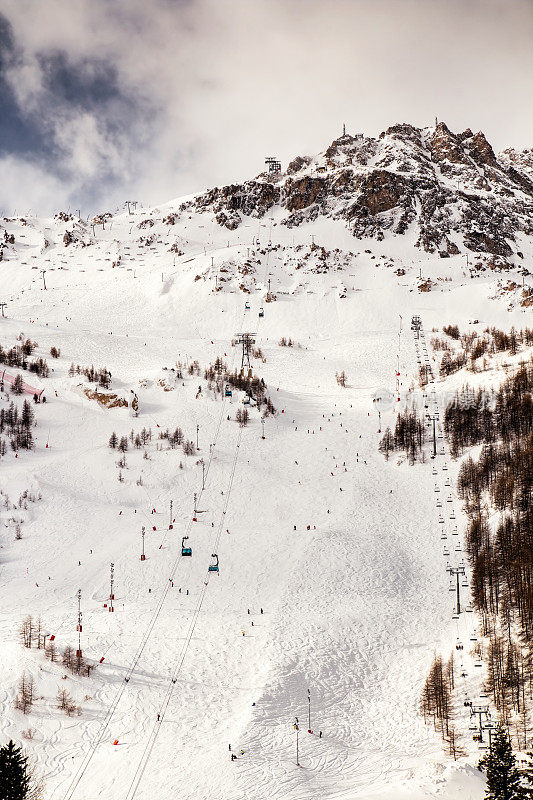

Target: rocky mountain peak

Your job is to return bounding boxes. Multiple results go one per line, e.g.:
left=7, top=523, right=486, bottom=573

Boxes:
left=179, top=121, right=532, bottom=265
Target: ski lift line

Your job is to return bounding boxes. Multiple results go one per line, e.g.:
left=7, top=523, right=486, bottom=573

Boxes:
left=125, top=427, right=244, bottom=800
left=63, top=312, right=246, bottom=800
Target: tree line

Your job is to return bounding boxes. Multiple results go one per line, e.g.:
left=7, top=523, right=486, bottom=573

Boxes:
left=379, top=406, right=427, bottom=464
left=447, top=361, right=533, bottom=749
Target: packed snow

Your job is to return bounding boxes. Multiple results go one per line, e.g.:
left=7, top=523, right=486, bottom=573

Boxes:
left=0, top=200, right=531, bottom=800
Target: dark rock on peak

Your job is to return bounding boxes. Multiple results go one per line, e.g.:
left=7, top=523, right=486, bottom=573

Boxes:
left=286, top=155, right=311, bottom=175
left=428, top=123, right=468, bottom=165
left=457, top=128, right=474, bottom=142
left=467, top=132, right=498, bottom=167
left=380, top=123, right=422, bottom=145
left=284, top=176, right=326, bottom=211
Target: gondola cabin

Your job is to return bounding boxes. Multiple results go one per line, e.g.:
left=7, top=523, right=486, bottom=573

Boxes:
left=181, top=536, right=192, bottom=556
left=208, top=553, right=219, bottom=573
left=258, top=307, right=264, bottom=317
left=225, top=385, right=232, bottom=397
left=245, top=302, right=250, bottom=310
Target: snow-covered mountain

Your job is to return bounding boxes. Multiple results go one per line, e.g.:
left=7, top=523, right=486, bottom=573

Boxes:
left=0, top=122, right=531, bottom=800
left=185, top=121, right=533, bottom=263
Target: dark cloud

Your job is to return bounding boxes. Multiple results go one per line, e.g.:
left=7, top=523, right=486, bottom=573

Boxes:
left=0, top=0, right=531, bottom=215
left=38, top=52, right=121, bottom=108
left=0, top=14, right=47, bottom=156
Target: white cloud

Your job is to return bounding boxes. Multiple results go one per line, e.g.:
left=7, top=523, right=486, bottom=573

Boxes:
left=0, top=155, right=74, bottom=215
left=1, top=0, right=532, bottom=214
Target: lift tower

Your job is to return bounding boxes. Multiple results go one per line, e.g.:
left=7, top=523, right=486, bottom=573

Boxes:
left=235, top=332, right=256, bottom=374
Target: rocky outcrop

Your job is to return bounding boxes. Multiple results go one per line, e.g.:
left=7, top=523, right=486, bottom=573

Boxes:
left=284, top=176, right=327, bottom=211
left=429, top=123, right=469, bottom=165
left=467, top=131, right=497, bottom=167
left=356, top=170, right=408, bottom=216
left=286, top=155, right=311, bottom=175
left=180, top=121, right=533, bottom=262
left=195, top=181, right=280, bottom=218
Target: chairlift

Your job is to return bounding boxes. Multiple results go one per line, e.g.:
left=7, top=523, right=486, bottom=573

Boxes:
left=443, top=546, right=450, bottom=556
left=243, top=394, right=250, bottom=405
left=450, top=511, right=456, bottom=520
left=436, top=500, right=442, bottom=508
left=181, top=536, right=192, bottom=557
left=225, top=385, right=232, bottom=397
left=258, top=307, right=264, bottom=318
left=455, top=543, right=462, bottom=552
left=441, top=532, right=447, bottom=540
left=208, top=553, right=219, bottom=573
left=245, top=302, right=250, bottom=310
left=442, top=462, right=448, bottom=470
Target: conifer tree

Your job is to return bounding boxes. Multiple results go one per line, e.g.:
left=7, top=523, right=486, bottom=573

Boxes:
left=479, top=724, right=523, bottom=800
left=0, top=739, right=31, bottom=799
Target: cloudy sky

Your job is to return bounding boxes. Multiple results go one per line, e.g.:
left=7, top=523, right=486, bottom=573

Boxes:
left=0, top=0, right=531, bottom=215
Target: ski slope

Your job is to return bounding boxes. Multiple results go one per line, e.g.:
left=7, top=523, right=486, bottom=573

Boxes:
left=0, top=201, right=531, bottom=800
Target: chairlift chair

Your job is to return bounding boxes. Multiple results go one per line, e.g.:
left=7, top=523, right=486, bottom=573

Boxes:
left=225, top=385, right=232, bottom=397
left=181, top=536, right=192, bottom=557
left=258, top=307, right=264, bottom=317
left=245, top=302, right=250, bottom=311
left=208, top=553, right=219, bottom=573
left=243, top=394, right=250, bottom=405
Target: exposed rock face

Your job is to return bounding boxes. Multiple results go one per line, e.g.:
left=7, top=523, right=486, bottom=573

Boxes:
left=356, top=170, right=407, bottom=216
left=467, top=131, right=498, bottom=167
left=194, top=181, right=279, bottom=219
left=179, top=121, right=533, bottom=262
left=284, top=176, right=327, bottom=211
left=286, top=155, right=311, bottom=175
left=429, top=122, right=468, bottom=165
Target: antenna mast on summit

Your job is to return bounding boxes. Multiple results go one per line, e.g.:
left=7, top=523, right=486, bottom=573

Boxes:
left=343, top=122, right=346, bottom=136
